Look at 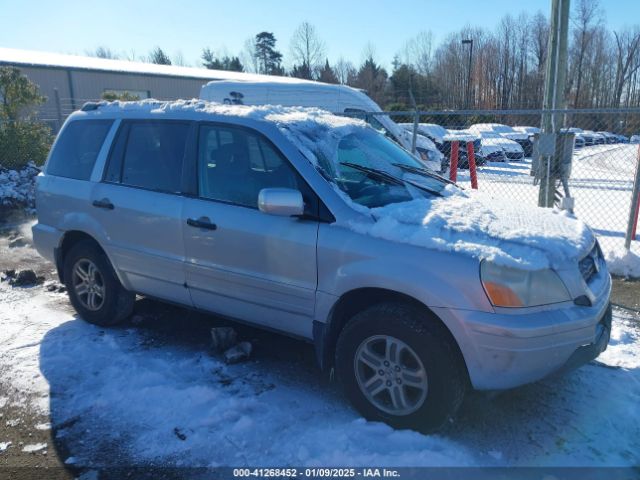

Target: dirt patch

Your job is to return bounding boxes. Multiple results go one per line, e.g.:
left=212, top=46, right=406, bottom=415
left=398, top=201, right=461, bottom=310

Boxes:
left=612, top=277, right=640, bottom=312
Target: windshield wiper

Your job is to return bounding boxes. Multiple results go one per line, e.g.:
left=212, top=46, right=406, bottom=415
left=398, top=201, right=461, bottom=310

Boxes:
left=340, top=162, right=442, bottom=197
left=392, top=163, right=456, bottom=185
left=340, top=162, right=404, bottom=186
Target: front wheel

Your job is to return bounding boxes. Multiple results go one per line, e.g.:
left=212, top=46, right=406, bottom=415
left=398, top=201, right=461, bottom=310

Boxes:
left=63, top=240, right=134, bottom=327
left=335, top=303, right=467, bottom=432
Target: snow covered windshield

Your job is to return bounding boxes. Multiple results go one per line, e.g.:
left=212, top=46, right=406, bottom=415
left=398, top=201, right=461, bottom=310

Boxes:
left=285, top=125, right=450, bottom=208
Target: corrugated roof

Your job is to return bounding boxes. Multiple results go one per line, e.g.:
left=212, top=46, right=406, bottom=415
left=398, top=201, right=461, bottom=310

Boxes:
left=0, top=47, right=306, bottom=83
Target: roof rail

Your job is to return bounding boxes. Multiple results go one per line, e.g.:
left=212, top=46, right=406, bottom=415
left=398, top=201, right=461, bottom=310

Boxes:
left=81, top=101, right=104, bottom=112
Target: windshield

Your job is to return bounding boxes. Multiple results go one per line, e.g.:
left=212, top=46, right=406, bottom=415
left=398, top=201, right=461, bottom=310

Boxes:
left=481, top=132, right=502, bottom=139
left=491, top=125, right=515, bottom=134
left=288, top=125, right=450, bottom=209
left=418, top=124, right=447, bottom=139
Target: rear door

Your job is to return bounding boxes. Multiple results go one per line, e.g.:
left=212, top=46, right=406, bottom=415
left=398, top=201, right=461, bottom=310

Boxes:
left=91, top=120, right=194, bottom=305
left=182, top=123, right=319, bottom=338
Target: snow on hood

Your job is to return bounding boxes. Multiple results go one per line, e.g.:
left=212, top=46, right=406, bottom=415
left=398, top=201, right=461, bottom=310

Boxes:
left=348, top=186, right=594, bottom=270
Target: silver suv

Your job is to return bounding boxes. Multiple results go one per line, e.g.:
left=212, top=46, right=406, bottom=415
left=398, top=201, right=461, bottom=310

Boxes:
left=33, top=100, right=612, bottom=432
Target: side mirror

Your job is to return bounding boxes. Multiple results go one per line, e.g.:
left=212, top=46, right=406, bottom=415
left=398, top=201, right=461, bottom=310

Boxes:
left=258, top=188, right=304, bottom=217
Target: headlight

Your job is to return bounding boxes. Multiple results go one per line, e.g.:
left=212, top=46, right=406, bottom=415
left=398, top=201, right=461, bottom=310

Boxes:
left=480, top=261, right=571, bottom=308
left=417, top=148, right=438, bottom=162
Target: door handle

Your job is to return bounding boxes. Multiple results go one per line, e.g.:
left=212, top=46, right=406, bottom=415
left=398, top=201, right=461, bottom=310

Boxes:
left=92, top=199, right=114, bottom=210
left=187, top=217, right=217, bottom=230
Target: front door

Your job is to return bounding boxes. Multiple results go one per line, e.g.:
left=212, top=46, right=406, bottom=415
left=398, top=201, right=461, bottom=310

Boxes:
left=182, top=123, right=319, bottom=338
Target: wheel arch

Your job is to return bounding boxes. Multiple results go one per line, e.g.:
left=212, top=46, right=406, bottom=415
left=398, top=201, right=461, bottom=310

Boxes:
left=315, top=287, right=469, bottom=383
left=56, top=231, right=115, bottom=284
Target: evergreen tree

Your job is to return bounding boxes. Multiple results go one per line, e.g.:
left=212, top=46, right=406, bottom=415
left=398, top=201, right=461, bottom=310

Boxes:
left=201, top=48, right=244, bottom=72
left=0, top=67, right=52, bottom=168
left=290, top=62, right=313, bottom=79
left=149, top=47, right=172, bottom=65
left=318, top=59, right=339, bottom=84
left=254, top=32, right=283, bottom=75
left=354, top=55, right=388, bottom=105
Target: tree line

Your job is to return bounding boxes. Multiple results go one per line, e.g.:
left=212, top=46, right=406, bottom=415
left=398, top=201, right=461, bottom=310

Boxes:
left=87, top=0, right=640, bottom=111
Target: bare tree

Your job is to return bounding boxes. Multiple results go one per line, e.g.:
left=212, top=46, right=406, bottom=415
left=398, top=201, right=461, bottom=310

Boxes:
left=172, top=51, right=188, bottom=66
left=87, top=46, right=119, bottom=59
left=569, top=0, right=602, bottom=107
left=289, top=22, right=326, bottom=79
left=401, top=31, right=433, bottom=75
left=612, top=27, right=640, bottom=106
left=334, top=57, right=356, bottom=84
left=241, top=37, right=259, bottom=73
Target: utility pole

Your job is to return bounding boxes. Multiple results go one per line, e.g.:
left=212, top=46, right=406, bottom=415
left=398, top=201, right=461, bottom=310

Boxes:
left=538, top=0, right=570, bottom=207
left=462, top=39, right=473, bottom=110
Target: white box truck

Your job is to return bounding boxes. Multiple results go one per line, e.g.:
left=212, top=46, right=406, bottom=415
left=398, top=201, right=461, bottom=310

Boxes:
left=200, top=79, right=443, bottom=171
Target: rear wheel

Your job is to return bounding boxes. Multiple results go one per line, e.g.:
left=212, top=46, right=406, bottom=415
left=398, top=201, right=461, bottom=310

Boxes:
left=335, top=302, right=466, bottom=432
left=63, top=240, right=134, bottom=326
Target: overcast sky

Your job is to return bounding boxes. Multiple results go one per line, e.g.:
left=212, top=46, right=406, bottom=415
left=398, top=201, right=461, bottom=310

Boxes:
left=1, top=0, right=637, bottom=70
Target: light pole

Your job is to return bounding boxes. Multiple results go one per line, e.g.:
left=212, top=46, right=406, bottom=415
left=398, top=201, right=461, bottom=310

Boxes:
left=462, top=39, right=473, bottom=109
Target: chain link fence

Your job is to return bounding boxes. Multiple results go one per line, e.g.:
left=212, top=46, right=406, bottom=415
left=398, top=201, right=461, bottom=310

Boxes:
left=345, top=108, right=640, bottom=251
left=7, top=98, right=640, bottom=250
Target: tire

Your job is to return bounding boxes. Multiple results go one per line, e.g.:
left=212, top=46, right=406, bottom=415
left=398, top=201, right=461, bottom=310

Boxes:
left=63, top=240, right=134, bottom=327
left=335, top=302, right=466, bottom=432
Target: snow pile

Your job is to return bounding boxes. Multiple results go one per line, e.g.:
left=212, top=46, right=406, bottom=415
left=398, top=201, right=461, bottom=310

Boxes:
left=0, top=162, right=39, bottom=210
left=600, top=239, right=640, bottom=278
left=0, top=282, right=474, bottom=468
left=2, top=280, right=639, bottom=467
left=349, top=187, right=594, bottom=270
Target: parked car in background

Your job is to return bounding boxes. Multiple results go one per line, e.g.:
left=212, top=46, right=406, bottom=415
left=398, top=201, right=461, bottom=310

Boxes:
left=468, top=123, right=532, bottom=157
left=32, top=100, right=612, bottom=433
left=474, top=131, right=525, bottom=161
left=200, top=79, right=444, bottom=171
left=597, top=132, right=618, bottom=144
left=616, top=134, right=629, bottom=143
left=513, top=126, right=540, bottom=156
left=560, top=127, right=593, bottom=147
left=581, top=130, right=597, bottom=146
left=398, top=123, right=485, bottom=170
left=590, top=132, right=606, bottom=145
left=631, top=135, right=640, bottom=144
left=573, top=135, right=586, bottom=149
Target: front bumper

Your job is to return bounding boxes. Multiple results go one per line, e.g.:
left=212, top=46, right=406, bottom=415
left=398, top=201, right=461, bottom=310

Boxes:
left=433, top=273, right=612, bottom=390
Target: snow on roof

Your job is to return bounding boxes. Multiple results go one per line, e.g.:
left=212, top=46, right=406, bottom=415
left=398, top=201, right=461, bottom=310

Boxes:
left=84, top=100, right=367, bottom=163
left=87, top=98, right=365, bottom=126
left=0, top=47, right=303, bottom=83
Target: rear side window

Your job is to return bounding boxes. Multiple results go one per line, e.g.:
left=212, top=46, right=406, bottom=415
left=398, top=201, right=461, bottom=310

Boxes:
left=47, top=120, right=113, bottom=180
left=106, top=122, right=190, bottom=193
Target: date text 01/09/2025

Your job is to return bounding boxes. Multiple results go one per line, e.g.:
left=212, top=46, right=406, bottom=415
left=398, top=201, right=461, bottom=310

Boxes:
left=232, top=468, right=401, bottom=478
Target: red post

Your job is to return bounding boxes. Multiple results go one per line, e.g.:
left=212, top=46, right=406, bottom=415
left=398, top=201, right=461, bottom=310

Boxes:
left=632, top=194, right=639, bottom=240
left=466, top=141, right=478, bottom=189
left=449, top=141, right=459, bottom=183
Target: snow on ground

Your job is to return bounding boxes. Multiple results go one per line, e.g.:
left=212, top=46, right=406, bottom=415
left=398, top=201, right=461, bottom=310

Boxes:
left=0, top=280, right=638, bottom=469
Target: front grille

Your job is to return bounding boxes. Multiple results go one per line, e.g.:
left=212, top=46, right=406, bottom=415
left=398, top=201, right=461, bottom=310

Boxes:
left=579, top=245, right=600, bottom=283
left=486, top=151, right=505, bottom=161
left=505, top=151, right=524, bottom=160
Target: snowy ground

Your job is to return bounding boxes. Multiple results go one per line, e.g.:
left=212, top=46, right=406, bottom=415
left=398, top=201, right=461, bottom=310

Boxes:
left=0, top=239, right=639, bottom=473
left=457, top=143, right=640, bottom=277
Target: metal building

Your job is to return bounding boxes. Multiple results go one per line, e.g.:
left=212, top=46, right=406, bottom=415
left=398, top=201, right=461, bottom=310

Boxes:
left=0, top=47, right=285, bottom=131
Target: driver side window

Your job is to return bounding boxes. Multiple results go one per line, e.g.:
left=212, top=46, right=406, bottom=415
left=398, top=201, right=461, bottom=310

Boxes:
left=197, top=125, right=301, bottom=208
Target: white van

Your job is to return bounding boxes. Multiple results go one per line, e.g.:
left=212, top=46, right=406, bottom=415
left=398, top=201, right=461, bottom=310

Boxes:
left=200, top=79, right=443, bottom=171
